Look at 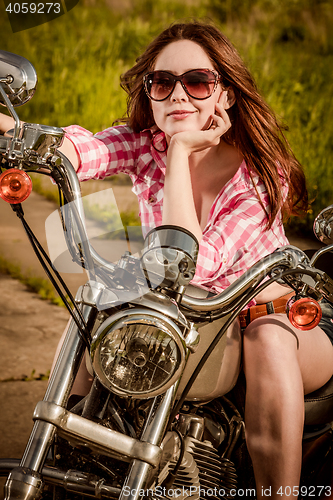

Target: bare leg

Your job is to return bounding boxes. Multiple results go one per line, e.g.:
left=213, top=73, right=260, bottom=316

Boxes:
left=243, top=314, right=333, bottom=500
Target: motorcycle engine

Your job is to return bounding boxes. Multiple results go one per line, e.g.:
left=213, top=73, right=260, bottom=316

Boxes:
left=153, top=414, right=238, bottom=500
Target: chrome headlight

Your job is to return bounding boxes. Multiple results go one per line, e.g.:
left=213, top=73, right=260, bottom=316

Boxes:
left=90, top=309, right=186, bottom=399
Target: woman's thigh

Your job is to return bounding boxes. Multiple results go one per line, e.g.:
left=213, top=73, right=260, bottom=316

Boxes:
left=243, top=313, right=333, bottom=395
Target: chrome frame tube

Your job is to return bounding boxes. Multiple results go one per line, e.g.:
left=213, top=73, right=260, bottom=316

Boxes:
left=0, top=82, right=21, bottom=139
left=0, top=459, right=121, bottom=498
left=33, top=401, right=162, bottom=467
left=180, top=248, right=299, bottom=312
left=20, top=303, right=92, bottom=471
left=58, top=154, right=116, bottom=274
left=119, top=383, right=178, bottom=500
left=310, top=243, right=333, bottom=266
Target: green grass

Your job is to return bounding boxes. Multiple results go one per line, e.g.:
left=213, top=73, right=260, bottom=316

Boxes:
left=30, top=173, right=60, bottom=204
left=82, top=197, right=141, bottom=240
left=0, top=368, right=50, bottom=382
left=0, top=254, right=64, bottom=306
left=0, top=0, right=332, bottom=236
left=30, top=172, right=141, bottom=238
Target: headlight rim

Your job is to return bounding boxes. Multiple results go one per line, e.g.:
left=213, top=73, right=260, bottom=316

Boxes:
left=90, top=308, right=187, bottom=399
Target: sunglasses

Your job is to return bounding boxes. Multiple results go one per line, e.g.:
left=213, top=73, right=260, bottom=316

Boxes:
left=143, top=69, right=221, bottom=101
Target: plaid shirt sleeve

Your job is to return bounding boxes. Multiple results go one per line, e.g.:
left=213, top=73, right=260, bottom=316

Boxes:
left=64, top=124, right=152, bottom=180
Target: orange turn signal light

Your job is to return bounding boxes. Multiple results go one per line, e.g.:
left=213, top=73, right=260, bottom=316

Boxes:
left=287, top=296, right=322, bottom=331
left=0, top=169, right=32, bottom=204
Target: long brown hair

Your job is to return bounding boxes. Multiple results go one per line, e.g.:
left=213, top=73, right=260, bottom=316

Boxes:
left=120, top=21, right=308, bottom=228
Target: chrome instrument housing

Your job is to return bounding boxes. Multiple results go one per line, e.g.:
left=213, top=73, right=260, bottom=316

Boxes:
left=20, top=123, right=64, bottom=160
left=141, top=225, right=199, bottom=290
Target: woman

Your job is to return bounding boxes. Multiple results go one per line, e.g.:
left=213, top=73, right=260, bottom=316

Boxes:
left=1, top=21, right=333, bottom=500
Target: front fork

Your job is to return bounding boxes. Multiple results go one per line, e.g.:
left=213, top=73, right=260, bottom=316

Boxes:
left=4, top=285, right=97, bottom=500
left=4, top=282, right=178, bottom=500
left=119, top=385, right=177, bottom=500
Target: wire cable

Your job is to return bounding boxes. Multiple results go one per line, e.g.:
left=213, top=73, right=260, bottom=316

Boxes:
left=11, top=204, right=90, bottom=348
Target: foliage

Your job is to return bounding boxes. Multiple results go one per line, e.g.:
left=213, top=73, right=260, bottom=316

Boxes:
left=30, top=173, right=60, bottom=204
left=1, top=0, right=333, bottom=235
left=0, top=255, right=64, bottom=306
left=0, top=368, right=50, bottom=382
left=82, top=198, right=141, bottom=240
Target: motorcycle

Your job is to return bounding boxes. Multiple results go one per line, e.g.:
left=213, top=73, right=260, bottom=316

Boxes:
left=0, top=49, right=333, bottom=500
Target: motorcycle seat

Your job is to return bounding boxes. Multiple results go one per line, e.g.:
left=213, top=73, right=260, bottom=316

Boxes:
left=304, top=374, right=333, bottom=426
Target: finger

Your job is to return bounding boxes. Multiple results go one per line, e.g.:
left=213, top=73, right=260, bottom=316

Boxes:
left=212, top=110, right=231, bottom=133
left=224, top=90, right=229, bottom=108
left=202, top=116, right=215, bottom=131
left=217, top=90, right=228, bottom=107
left=215, top=101, right=229, bottom=118
left=216, top=100, right=231, bottom=121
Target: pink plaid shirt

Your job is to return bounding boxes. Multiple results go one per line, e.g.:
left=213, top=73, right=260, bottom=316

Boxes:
left=65, top=124, right=289, bottom=296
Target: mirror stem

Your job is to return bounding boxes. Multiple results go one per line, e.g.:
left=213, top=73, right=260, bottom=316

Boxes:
left=310, top=243, right=333, bottom=266
left=0, top=80, right=21, bottom=140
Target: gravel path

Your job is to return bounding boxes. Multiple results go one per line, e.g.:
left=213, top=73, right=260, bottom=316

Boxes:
left=0, top=274, right=69, bottom=497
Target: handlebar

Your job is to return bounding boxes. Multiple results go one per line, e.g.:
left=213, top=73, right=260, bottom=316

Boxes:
left=54, top=153, right=117, bottom=277
left=1, top=123, right=332, bottom=315
left=56, top=155, right=318, bottom=312
left=180, top=247, right=304, bottom=312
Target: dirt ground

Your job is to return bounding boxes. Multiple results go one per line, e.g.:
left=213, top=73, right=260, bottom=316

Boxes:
left=0, top=184, right=324, bottom=497
left=0, top=274, right=69, bottom=497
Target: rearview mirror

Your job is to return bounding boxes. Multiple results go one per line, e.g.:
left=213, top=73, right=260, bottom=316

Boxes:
left=314, top=205, right=333, bottom=245
left=0, top=50, right=37, bottom=107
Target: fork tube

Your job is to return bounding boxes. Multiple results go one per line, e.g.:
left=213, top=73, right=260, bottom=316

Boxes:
left=20, top=303, right=94, bottom=472
left=119, top=384, right=177, bottom=500
left=4, top=298, right=96, bottom=500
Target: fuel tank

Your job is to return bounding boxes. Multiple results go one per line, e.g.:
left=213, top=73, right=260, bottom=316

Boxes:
left=177, top=314, right=242, bottom=401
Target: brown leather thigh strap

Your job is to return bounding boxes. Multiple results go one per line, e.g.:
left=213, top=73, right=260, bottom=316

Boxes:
left=239, top=292, right=294, bottom=329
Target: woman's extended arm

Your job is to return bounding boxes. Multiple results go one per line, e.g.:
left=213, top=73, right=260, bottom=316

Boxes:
left=162, top=140, right=203, bottom=241
left=0, top=112, right=80, bottom=170
left=58, top=138, right=81, bottom=171
left=0, top=112, right=15, bottom=134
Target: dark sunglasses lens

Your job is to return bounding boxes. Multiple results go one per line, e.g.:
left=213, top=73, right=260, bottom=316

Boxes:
left=183, top=70, right=217, bottom=98
left=145, top=70, right=217, bottom=100
left=146, top=72, right=174, bottom=100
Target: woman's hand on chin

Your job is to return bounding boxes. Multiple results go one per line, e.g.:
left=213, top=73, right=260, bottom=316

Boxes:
left=169, top=98, right=231, bottom=156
